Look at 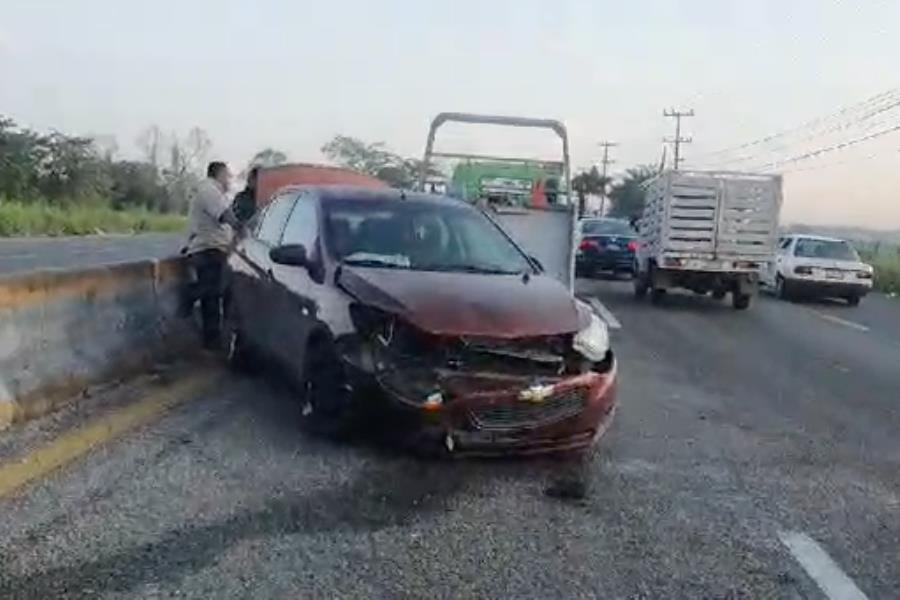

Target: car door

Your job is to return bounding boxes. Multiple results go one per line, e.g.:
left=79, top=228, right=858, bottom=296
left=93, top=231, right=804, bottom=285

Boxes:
left=227, top=203, right=268, bottom=345
left=269, top=191, right=321, bottom=376
left=242, top=192, right=298, bottom=353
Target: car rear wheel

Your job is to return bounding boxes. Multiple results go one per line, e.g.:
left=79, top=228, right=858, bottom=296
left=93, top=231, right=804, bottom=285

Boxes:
left=711, top=289, right=726, bottom=300
left=846, top=294, right=860, bottom=307
left=299, top=339, right=354, bottom=438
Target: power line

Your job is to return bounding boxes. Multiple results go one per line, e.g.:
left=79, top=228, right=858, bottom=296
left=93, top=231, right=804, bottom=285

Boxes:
left=750, top=122, right=900, bottom=172
left=663, top=109, right=694, bottom=170
left=694, top=88, right=899, bottom=163
left=597, top=141, right=617, bottom=215
left=778, top=147, right=900, bottom=175
left=706, top=92, right=900, bottom=169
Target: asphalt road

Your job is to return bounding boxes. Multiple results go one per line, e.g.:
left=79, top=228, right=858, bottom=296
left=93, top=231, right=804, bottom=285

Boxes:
left=0, top=281, right=898, bottom=598
left=0, top=234, right=182, bottom=275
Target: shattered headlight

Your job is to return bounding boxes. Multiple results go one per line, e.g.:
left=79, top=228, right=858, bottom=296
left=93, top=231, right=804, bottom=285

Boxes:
left=572, top=313, right=610, bottom=362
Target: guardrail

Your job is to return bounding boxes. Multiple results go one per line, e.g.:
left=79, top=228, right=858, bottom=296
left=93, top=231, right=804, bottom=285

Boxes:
left=0, top=257, right=192, bottom=430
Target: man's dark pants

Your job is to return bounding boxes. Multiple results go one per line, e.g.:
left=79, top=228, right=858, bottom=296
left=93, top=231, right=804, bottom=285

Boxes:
left=182, top=249, right=227, bottom=348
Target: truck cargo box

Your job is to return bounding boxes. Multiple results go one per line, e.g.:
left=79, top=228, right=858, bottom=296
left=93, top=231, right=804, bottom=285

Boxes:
left=640, top=170, right=782, bottom=262
left=256, top=163, right=388, bottom=206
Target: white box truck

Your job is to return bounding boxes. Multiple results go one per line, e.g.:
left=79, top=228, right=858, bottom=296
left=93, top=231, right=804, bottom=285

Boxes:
left=633, top=170, right=783, bottom=310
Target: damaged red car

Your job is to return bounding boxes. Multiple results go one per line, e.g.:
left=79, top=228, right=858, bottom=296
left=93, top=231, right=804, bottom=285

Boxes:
left=224, top=186, right=617, bottom=456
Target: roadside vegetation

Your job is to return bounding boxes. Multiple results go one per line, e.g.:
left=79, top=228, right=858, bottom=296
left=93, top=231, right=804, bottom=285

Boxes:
left=859, top=246, right=900, bottom=295
left=0, top=201, right=184, bottom=236
left=0, top=116, right=224, bottom=237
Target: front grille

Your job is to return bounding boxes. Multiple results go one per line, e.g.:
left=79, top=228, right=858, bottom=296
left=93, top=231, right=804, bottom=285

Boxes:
left=469, top=388, right=587, bottom=431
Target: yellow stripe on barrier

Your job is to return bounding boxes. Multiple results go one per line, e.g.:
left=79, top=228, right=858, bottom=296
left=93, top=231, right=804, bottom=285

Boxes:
left=0, top=258, right=185, bottom=311
left=0, top=369, right=214, bottom=499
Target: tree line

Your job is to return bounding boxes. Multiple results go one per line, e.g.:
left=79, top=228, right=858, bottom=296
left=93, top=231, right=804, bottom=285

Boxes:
left=0, top=116, right=214, bottom=214
left=1, top=115, right=655, bottom=219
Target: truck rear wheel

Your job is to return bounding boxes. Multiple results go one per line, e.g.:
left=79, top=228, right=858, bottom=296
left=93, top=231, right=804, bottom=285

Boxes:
left=732, top=292, right=752, bottom=310
left=633, top=271, right=649, bottom=298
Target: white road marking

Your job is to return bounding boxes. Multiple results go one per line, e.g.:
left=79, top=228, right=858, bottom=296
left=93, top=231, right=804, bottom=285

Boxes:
left=778, top=531, right=869, bottom=600
left=588, top=297, right=622, bottom=330
left=812, top=311, right=870, bottom=332
left=0, top=253, right=37, bottom=260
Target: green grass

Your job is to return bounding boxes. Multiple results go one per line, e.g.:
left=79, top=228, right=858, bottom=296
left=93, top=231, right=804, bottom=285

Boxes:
left=869, top=256, right=900, bottom=295
left=859, top=247, right=900, bottom=295
left=0, top=201, right=185, bottom=237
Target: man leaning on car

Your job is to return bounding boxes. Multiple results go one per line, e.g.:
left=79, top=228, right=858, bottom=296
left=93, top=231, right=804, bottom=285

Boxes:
left=180, top=161, right=240, bottom=349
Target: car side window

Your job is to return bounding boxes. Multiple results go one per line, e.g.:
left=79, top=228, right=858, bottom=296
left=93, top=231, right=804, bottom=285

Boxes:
left=280, top=195, right=318, bottom=248
left=248, top=204, right=268, bottom=238
left=779, top=237, right=793, bottom=251
left=257, top=194, right=297, bottom=246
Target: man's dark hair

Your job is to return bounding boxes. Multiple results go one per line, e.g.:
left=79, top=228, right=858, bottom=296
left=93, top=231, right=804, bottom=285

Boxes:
left=207, top=161, right=227, bottom=178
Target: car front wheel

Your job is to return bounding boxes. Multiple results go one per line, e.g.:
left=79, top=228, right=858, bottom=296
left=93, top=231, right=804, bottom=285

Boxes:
left=775, top=275, right=791, bottom=301
left=299, top=339, right=355, bottom=437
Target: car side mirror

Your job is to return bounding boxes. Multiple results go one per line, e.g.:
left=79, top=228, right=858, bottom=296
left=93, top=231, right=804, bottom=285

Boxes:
left=269, top=244, right=308, bottom=267
left=529, top=255, right=544, bottom=272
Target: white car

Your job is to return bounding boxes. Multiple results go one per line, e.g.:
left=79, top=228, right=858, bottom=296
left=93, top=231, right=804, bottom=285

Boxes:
left=763, top=234, right=874, bottom=305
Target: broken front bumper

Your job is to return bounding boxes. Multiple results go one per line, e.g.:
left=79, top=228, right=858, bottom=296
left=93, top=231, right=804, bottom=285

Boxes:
left=361, top=357, right=618, bottom=457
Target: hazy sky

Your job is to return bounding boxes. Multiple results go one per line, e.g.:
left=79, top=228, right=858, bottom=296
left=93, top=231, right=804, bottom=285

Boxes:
left=2, top=0, right=899, bottom=227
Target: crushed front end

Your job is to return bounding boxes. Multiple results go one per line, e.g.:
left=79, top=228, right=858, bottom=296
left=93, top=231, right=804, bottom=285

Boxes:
left=337, top=305, right=617, bottom=457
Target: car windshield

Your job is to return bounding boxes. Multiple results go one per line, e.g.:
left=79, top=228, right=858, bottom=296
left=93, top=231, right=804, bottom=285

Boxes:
left=323, top=198, right=533, bottom=275
left=581, top=219, right=634, bottom=236
left=794, top=238, right=859, bottom=261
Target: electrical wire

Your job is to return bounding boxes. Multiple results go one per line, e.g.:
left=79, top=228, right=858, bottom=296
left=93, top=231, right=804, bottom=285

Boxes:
left=749, top=123, right=900, bottom=172
left=707, top=94, right=900, bottom=169
left=692, top=88, right=898, bottom=163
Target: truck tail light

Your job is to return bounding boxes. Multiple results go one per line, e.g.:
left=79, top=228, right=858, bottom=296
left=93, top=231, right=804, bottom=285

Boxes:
left=664, top=257, right=683, bottom=267
left=627, top=240, right=638, bottom=252
left=794, top=266, right=813, bottom=275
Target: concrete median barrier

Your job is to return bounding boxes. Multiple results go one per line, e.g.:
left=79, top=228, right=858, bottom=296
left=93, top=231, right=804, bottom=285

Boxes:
left=0, top=257, right=193, bottom=430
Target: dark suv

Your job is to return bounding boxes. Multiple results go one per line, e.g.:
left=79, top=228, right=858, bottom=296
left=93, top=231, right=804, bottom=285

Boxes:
left=224, top=186, right=617, bottom=456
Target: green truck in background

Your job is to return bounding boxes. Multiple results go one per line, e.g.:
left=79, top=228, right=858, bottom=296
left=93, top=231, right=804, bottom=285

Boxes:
left=448, top=160, right=564, bottom=207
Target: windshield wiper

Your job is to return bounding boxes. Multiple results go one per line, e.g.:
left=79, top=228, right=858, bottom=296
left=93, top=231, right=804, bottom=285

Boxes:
left=421, top=264, right=521, bottom=275
left=342, top=257, right=407, bottom=269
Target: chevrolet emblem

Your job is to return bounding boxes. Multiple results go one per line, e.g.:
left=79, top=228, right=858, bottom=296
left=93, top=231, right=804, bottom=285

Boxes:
left=519, top=384, right=554, bottom=403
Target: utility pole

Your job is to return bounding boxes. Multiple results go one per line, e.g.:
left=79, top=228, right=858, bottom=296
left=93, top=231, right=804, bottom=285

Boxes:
left=663, top=108, right=694, bottom=170
left=597, top=141, right=617, bottom=215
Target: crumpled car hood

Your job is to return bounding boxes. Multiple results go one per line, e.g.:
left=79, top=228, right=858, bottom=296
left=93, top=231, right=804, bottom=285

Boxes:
left=338, top=266, right=584, bottom=338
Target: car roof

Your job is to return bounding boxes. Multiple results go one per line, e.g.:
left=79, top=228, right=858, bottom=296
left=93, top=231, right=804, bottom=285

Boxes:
left=788, top=234, right=848, bottom=243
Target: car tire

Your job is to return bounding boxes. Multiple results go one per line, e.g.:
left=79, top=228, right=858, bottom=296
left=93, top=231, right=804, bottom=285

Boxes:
left=711, top=289, right=726, bottom=300
left=775, top=275, right=791, bottom=301
left=732, top=292, right=752, bottom=310
left=299, top=339, right=354, bottom=438
left=846, top=294, right=860, bottom=307
left=650, top=287, right=666, bottom=305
